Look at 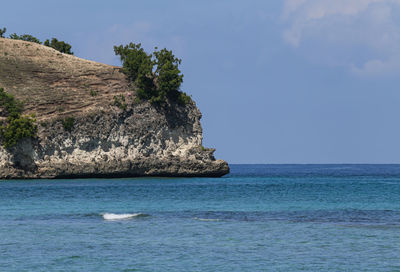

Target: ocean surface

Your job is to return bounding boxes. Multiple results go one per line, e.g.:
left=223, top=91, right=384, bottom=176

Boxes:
left=1, top=164, right=400, bottom=271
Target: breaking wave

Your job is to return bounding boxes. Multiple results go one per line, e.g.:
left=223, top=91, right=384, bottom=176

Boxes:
left=102, top=213, right=149, bottom=221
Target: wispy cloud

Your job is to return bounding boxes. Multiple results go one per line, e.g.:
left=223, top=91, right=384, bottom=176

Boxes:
left=282, top=0, right=400, bottom=76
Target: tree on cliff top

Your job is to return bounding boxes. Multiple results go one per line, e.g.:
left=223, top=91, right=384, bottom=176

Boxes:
left=114, top=43, right=189, bottom=105
left=114, top=43, right=153, bottom=82
left=44, top=38, right=73, bottom=55
left=0, top=27, right=6, bottom=38
left=153, top=47, right=184, bottom=102
left=9, top=33, right=41, bottom=44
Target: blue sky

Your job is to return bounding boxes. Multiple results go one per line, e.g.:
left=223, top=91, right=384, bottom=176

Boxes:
left=3, top=0, right=400, bottom=163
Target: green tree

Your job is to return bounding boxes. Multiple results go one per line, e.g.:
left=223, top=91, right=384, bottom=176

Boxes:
left=9, top=33, right=41, bottom=44
left=0, top=27, right=6, bottom=38
left=61, top=117, right=75, bottom=132
left=114, top=43, right=153, bottom=82
left=44, top=38, right=73, bottom=54
left=0, top=88, right=23, bottom=119
left=114, top=43, right=188, bottom=106
left=1, top=116, right=37, bottom=149
left=0, top=88, right=37, bottom=148
left=153, top=48, right=183, bottom=101
left=114, top=43, right=159, bottom=104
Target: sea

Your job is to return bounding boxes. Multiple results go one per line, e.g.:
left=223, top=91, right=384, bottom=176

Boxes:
left=1, top=164, right=400, bottom=271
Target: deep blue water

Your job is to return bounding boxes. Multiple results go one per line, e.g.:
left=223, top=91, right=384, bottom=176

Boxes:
left=1, top=164, right=400, bottom=271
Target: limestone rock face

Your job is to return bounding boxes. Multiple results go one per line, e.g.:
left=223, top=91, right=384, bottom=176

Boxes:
left=0, top=38, right=229, bottom=178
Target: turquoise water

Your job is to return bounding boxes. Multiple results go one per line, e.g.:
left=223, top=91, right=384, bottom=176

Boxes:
left=1, top=164, right=400, bottom=271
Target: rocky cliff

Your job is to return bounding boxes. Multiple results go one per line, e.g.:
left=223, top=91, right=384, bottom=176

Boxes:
left=0, top=38, right=229, bottom=178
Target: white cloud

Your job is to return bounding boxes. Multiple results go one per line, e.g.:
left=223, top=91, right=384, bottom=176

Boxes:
left=352, top=55, right=400, bottom=76
left=282, top=0, right=400, bottom=76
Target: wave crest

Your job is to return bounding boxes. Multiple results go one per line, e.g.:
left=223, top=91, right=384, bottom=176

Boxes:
left=102, top=213, right=148, bottom=221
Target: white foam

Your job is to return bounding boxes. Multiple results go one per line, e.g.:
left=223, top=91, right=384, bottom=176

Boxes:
left=102, top=213, right=144, bottom=221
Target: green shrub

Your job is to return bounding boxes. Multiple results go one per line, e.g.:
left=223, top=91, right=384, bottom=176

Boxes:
left=113, top=95, right=127, bottom=111
left=44, top=38, right=73, bottom=55
left=0, top=88, right=23, bottom=119
left=9, top=33, right=41, bottom=44
left=1, top=116, right=37, bottom=149
left=114, top=43, right=153, bottom=82
left=89, top=90, right=98, bottom=97
left=114, top=43, right=189, bottom=106
left=0, top=88, right=37, bottom=148
left=0, top=27, right=6, bottom=38
left=178, top=92, right=192, bottom=105
left=61, top=117, right=75, bottom=132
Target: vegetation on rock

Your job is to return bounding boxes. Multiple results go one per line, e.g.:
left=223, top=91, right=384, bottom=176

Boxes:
left=0, top=88, right=23, bottom=119
left=89, top=89, right=98, bottom=97
left=9, top=33, right=41, bottom=44
left=1, top=27, right=73, bottom=54
left=44, top=38, right=73, bottom=55
left=1, top=116, right=37, bottom=148
left=114, top=43, right=190, bottom=106
left=0, top=37, right=229, bottom=178
left=0, top=88, right=37, bottom=148
left=0, top=27, right=6, bottom=38
left=113, top=95, right=127, bottom=111
left=61, top=117, right=75, bottom=132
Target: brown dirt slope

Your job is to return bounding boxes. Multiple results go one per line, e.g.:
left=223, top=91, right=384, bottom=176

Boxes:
left=0, top=38, right=130, bottom=121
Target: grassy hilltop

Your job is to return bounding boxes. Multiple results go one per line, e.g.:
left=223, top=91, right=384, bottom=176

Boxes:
left=0, top=37, right=130, bottom=122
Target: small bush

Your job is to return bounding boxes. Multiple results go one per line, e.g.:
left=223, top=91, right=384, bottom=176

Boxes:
left=133, top=97, right=142, bottom=104
left=178, top=92, right=192, bottom=105
left=0, top=27, right=6, bottom=38
left=0, top=88, right=37, bottom=148
left=89, top=90, right=98, bottom=97
left=0, top=88, right=23, bottom=119
left=113, top=95, right=127, bottom=111
left=9, top=33, right=41, bottom=44
left=61, top=117, right=75, bottom=132
left=44, top=38, right=73, bottom=55
left=1, top=116, right=37, bottom=149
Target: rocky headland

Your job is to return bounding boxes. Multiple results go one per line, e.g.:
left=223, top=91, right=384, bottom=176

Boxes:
left=0, top=38, right=229, bottom=178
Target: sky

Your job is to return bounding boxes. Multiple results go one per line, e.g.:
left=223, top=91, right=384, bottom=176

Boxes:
left=2, top=0, right=400, bottom=163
